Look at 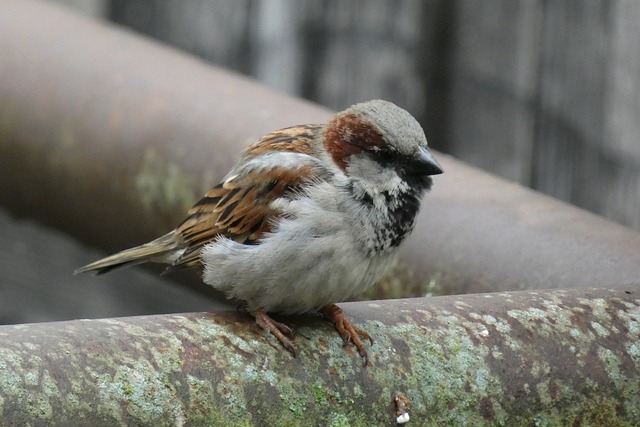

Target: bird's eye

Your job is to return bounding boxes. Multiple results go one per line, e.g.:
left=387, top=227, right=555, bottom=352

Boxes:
left=377, top=150, right=394, bottom=162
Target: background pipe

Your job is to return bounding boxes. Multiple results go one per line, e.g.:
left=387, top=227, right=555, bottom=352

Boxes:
left=0, top=287, right=639, bottom=425
left=1, top=0, right=640, bottom=297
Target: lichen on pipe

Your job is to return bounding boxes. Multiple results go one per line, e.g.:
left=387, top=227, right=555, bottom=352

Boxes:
left=0, top=287, right=638, bottom=426
left=1, top=0, right=640, bottom=297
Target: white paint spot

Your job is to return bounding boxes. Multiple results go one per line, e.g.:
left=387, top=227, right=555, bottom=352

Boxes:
left=396, top=413, right=410, bottom=424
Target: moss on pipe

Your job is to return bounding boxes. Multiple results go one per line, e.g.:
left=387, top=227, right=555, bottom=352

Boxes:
left=0, top=287, right=639, bottom=426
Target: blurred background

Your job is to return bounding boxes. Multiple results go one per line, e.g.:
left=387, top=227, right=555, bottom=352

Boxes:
left=54, top=0, right=640, bottom=230
left=1, top=0, right=639, bottom=323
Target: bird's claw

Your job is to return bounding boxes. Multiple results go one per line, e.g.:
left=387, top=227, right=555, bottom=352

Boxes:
left=321, top=304, right=372, bottom=366
left=255, top=309, right=299, bottom=357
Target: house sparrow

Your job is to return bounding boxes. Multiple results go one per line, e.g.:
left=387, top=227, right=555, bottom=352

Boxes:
left=75, top=99, right=442, bottom=364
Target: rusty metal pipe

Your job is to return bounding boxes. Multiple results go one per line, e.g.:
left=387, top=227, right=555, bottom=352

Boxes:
left=1, top=0, right=640, bottom=296
left=1, top=287, right=639, bottom=425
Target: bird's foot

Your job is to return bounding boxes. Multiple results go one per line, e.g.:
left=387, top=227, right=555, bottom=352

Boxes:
left=255, top=309, right=299, bottom=357
left=321, top=304, right=372, bottom=366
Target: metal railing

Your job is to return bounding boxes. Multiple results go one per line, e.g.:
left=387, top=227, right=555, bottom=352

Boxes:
left=1, top=288, right=638, bottom=426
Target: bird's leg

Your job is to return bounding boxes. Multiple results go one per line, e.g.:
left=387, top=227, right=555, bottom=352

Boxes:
left=255, top=309, right=299, bottom=357
left=321, top=304, right=373, bottom=366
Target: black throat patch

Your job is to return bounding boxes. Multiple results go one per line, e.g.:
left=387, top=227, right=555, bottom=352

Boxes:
left=355, top=175, right=432, bottom=254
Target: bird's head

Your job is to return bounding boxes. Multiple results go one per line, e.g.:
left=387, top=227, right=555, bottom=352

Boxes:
left=322, top=99, right=443, bottom=198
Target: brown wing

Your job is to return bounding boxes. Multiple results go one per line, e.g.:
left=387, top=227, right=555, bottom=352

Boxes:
left=173, top=124, right=322, bottom=268
left=243, top=124, right=318, bottom=157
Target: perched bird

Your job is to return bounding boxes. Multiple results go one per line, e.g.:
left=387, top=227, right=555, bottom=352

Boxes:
left=76, top=99, right=442, bottom=364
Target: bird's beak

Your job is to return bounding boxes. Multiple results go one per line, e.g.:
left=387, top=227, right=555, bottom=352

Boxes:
left=407, top=146, right=443, bottom=176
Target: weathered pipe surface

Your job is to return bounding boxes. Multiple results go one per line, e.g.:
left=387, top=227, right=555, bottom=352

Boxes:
left=1, top=0, right=640, bottom=296
left=0, top=287, right=639, bottom=426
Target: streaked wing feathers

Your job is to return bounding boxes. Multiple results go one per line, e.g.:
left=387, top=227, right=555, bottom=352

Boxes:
left=174, top=124, right=322, bottom=268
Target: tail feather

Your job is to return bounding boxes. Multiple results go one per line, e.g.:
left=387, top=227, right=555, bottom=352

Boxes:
left=74, top=232, right=181, bottom=275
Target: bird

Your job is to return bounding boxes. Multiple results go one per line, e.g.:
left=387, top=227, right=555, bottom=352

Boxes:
left=75, top=99, right=443, bottom=364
